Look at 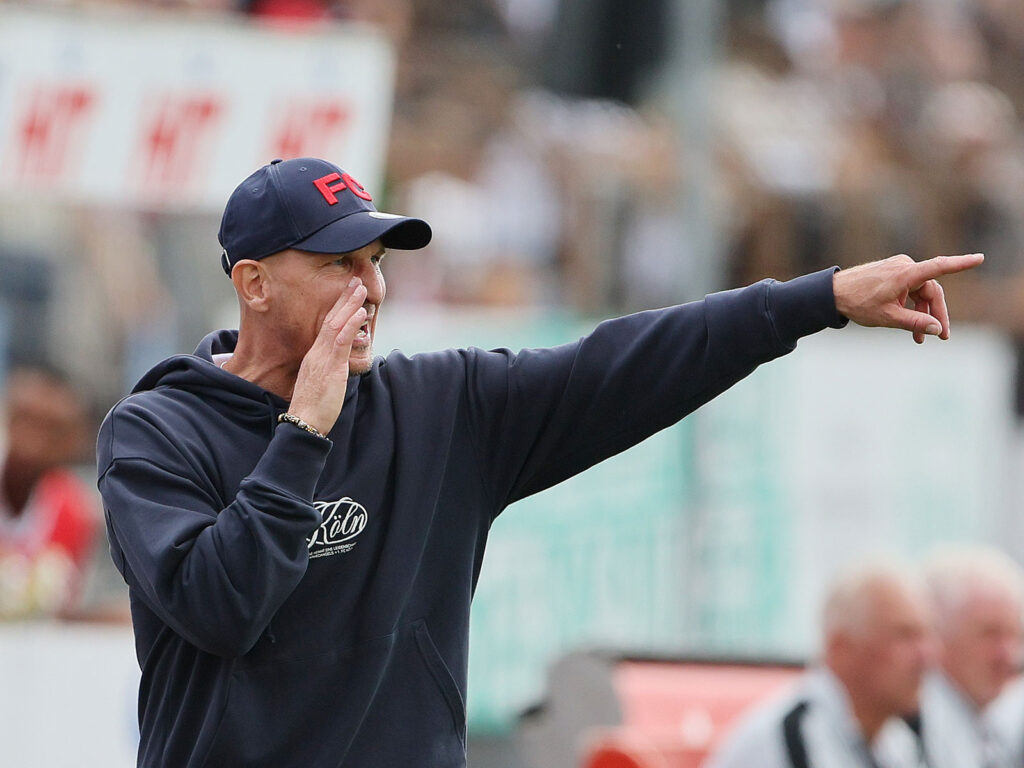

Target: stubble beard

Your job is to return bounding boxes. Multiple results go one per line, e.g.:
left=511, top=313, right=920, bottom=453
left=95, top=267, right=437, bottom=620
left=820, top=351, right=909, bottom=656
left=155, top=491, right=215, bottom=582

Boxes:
left=349, top=342, right=374, bottom=376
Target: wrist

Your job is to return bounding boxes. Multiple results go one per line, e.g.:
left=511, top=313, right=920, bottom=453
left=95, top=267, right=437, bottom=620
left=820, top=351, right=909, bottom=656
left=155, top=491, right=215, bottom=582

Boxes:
left=832, top=268, right=853, bottom=320
left=277, top=412, right=328, bottom=440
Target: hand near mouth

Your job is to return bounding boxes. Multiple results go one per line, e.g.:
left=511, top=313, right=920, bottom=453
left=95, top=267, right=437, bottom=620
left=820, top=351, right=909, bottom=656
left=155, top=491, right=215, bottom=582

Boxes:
left=287, top=277, right=368, bottom=436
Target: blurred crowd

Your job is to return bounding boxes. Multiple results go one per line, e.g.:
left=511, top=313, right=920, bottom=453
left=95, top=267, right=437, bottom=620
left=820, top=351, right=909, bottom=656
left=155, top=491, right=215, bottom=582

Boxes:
left=6, top=0, right=1024, bottom=403
left=717, top=0, right=1024, bottom=411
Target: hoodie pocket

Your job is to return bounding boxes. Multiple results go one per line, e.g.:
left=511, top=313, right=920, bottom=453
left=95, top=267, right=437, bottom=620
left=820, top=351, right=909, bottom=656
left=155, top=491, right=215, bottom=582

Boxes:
left=412, top=619, right=467, bottom=747
left=340, top=619, right=468, bottom=765
left=201, top=621, right=468, bottom=767
left=201, top=630, right=397, bottom=767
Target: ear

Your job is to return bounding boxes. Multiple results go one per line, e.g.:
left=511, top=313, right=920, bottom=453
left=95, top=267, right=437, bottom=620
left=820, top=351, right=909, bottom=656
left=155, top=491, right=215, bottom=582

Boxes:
left=231, top=260, right=271, bottom=312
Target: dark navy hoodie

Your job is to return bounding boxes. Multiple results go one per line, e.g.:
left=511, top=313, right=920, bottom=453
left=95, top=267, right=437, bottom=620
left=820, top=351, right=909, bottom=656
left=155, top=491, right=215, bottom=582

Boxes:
left=96, top=268, right=844, bottom=767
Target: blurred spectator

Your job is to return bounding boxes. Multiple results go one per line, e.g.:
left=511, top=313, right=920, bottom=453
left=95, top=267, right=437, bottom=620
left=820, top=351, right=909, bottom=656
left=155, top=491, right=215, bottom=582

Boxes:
left=725, top=1, right=1021, bottom=283
left=714, top=0, right=1024, bottom=431
left=715, top=15, right=840, bottom=287
left=387, top=41, right=564, bottom=307
left=0, top=365, right=98, bottom=619
left=910, top=78, right=1024, bottom=415
left=704, top=561, right=933, bottom=768
left=974, top=0, right=1024, bottom=120
left=914, top=80, right=1024, bottom=312
left=919, top=546, right=1024, bottom=768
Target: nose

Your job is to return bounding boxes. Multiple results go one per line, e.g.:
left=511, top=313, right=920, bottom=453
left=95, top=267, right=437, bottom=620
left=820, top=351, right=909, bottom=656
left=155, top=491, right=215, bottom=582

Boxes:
left=359, top=260, right=385, bottom=305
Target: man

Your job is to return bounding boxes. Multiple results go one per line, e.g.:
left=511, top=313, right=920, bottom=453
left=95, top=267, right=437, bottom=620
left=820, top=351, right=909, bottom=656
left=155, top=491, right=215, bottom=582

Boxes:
left=97, top=156, right=981, bottom=768
left=704, top=563, right=935, bottom=768
left=0, top=365, right=97, bottom=618
left=919, top=547, right=1024, bottom=768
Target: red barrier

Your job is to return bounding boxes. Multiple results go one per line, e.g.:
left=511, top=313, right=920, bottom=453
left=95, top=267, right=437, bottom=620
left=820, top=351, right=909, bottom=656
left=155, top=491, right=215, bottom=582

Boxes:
left=579, top=662, right=800, bottom=768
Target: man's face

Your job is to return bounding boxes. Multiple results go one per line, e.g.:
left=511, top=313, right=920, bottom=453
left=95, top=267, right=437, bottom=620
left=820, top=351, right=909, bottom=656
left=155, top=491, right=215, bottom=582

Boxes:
left=263, top=239, right=386, bottom=375
left=5, top=372, right=86, bottom=473
left=940, top=587, right=1023, bottom=708
left=846, top=583, right=934, bottom=717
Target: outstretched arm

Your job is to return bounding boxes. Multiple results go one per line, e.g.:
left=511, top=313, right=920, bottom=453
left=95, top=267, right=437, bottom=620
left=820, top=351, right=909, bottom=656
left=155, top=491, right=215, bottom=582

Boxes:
left=833, top=253, right=985, bottom=343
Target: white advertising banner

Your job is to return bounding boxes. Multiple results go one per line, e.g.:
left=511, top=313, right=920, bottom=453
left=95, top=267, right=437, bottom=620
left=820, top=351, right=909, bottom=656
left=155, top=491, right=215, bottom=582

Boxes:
left=0, top=623, right=140, bottom=767
left=0, top=6, right=396, bottom=210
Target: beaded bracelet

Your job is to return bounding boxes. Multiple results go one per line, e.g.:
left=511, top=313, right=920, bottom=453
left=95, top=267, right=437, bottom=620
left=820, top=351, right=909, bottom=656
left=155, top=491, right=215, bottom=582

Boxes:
left=277, top=413, right=328, bottom=441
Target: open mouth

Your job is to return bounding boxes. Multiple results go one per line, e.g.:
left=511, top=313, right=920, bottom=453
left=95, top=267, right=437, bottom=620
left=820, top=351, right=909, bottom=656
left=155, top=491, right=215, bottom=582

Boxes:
left=355, top=317, right=371, bottom=344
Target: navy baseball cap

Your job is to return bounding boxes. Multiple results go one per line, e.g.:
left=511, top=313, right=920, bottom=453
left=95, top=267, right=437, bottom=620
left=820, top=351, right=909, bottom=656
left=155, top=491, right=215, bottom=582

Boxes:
left=218, top=157, right=432, bottom=275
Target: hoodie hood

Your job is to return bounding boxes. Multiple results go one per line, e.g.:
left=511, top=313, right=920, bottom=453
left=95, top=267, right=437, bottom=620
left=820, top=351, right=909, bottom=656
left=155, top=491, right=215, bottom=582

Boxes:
left=131, top=330, right=288, bottom=424
left=130, top=328, right=367, bottom=422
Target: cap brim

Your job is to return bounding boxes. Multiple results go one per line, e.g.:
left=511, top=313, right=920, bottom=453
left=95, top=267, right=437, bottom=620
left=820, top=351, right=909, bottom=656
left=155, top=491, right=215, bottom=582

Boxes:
left=292, top=211, right=432, bottom=255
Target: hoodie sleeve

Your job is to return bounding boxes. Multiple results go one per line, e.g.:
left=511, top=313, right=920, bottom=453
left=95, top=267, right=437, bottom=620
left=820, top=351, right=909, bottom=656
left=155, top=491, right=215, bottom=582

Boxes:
left=467, top=268, right=846, bottom=508
left=97, top=403, right=329, bottom=658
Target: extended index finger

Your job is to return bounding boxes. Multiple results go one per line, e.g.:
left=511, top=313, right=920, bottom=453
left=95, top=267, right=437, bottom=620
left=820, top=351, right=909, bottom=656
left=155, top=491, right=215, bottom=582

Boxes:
left=910, top=253, right=984, bottom=285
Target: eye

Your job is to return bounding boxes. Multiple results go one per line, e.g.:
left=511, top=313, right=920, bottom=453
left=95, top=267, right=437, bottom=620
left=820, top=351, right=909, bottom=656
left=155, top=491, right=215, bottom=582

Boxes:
left=371, top=253, right=385, bottom=267
left=333, top=256, right=353, bottom=270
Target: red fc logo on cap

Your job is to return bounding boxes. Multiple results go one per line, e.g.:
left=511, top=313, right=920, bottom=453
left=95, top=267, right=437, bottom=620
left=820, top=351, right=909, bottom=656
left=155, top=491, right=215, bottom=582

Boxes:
left=314, top=172, right=373, bottom=205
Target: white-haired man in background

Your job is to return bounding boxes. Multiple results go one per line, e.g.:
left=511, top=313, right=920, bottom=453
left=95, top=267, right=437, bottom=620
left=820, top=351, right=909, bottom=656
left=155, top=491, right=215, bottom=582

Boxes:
left=920, top=547, right=1024, bottom=768
left=705, top=562, right=934, bottom=768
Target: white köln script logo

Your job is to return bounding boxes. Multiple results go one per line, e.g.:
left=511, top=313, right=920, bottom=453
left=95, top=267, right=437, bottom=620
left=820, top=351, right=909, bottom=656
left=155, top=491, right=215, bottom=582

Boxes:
left=308, top=497, right=368, bottom=559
